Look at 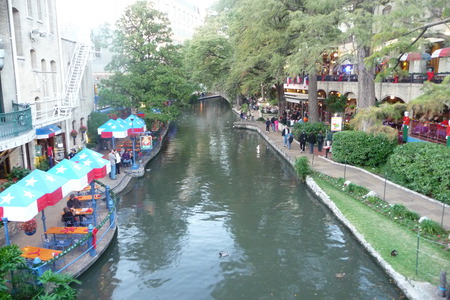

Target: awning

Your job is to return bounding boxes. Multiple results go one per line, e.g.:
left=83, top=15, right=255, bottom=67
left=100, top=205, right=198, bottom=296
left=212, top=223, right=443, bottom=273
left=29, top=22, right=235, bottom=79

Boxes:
left=431, top=47, right=450, bottom=58
left=36, top=124, right=62, bottom=139
left=399, top=52, right=431, bottom=61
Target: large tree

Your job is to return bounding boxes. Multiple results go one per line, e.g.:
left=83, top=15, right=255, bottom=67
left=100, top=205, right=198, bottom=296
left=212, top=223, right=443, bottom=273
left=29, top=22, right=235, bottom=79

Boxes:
left=103, top=1, right=193, bottom=121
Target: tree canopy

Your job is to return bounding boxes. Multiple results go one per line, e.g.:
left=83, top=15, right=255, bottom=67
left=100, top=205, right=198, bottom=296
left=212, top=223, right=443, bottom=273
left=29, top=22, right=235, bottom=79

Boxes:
left=100, top=0, right=194, bottom=121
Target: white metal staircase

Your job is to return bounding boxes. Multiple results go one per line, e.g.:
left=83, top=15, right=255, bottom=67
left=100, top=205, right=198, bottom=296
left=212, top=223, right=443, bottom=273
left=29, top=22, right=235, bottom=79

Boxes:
left=60, top=43, right=90, bottom=115
left=32, top=43, right=90, bottom=127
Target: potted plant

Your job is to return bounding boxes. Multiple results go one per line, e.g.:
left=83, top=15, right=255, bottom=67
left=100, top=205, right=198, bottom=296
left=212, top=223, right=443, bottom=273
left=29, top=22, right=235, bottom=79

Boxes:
left=79, top=125, right=87, bottom=133
left=19, top=219, right=38, bottom=235
left=70, top=129, right=78, bottom=138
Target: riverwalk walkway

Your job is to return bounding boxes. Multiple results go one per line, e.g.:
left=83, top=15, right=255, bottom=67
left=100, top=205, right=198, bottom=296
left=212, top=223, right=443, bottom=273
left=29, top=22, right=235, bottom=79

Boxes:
left=233, top=118, right=450, bottom=231
left=4, top=127, right=168, bottom=279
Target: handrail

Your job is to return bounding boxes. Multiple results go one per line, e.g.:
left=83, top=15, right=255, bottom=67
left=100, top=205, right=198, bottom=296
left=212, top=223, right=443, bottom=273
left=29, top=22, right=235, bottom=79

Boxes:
left=0, top=108, right=33, bottom=141
left=30, top=180, right=117, bottom=275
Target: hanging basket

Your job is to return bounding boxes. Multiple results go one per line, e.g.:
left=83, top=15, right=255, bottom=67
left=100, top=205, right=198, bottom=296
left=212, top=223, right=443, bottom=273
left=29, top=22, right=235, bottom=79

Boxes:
left=70, top=129, right=78, bottom=138
left=79, top=125, right=87, bottom=133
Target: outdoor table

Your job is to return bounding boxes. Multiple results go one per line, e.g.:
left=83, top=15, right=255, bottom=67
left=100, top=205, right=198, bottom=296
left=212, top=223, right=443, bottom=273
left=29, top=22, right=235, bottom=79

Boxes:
left=21, top=246, right=62, bottom=261
left=72, top=208, right=93, bottom=215
left=45, top=226, right=89, bottom=235
left=76, top=194, right=101, bottom=201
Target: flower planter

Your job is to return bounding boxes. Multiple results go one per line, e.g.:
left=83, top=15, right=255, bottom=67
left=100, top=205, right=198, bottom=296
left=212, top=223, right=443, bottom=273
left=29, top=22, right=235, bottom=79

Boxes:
left=24, top=230, right=36, bottom=236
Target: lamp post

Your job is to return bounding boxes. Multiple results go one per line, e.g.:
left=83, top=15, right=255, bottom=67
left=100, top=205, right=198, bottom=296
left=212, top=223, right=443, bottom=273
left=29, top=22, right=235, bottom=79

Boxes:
left=130, top=118, right=138, bottom=170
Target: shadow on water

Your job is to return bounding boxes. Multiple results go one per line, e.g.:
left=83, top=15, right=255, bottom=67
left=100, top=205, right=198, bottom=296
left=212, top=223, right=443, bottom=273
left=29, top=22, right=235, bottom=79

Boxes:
left=76, top=98, right=406, bottom=300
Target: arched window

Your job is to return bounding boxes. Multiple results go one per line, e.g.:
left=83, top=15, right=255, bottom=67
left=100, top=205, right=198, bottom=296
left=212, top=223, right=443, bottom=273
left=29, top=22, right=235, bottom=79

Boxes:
left=30, top=49, right=37, bottom=69
left=50, top=60, right=57, bottom=97
left=12, top=8, right=24, bottom=56
left=41, top=59, right=47, bottom=96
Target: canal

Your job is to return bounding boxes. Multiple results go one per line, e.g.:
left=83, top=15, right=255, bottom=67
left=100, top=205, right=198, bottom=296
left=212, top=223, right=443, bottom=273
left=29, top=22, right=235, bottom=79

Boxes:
left=76, top=99, right=404, bottom=299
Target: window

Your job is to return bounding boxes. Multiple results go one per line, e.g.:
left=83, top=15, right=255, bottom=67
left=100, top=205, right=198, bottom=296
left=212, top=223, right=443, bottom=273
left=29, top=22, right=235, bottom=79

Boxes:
left=27, top=0, right=33, bottom=18
left=30, top=49, right=37, bottom=69
left=36, top=0, right=43, bottom=21
left=13, top=8, right=24, bottom=56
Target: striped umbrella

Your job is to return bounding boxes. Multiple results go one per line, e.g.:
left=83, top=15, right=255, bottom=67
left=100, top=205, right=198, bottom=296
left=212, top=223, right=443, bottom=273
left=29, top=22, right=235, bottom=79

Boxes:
left=70, top=148, right=111, bottom=179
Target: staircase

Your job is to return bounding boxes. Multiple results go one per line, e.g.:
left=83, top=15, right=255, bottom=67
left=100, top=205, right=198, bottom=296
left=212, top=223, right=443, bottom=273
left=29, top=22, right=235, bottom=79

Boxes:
left=59, top=43, right=91, bottom=117
left=32, top=43, right=90, bottom=127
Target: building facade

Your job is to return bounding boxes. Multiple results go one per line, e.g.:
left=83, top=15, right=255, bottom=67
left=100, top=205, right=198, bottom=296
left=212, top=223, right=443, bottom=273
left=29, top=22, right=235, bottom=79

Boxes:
left=0, top=0, right=94, bottom=178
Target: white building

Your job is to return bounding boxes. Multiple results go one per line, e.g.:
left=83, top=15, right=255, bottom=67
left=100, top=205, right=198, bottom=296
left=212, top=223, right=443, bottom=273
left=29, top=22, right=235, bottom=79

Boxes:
left=0, top=0, right=94, bottom=177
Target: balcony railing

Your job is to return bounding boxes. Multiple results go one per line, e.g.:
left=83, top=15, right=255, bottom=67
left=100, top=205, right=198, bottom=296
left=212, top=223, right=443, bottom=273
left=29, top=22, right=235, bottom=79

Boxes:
left=410, top=120, right=448, bottom=144
left=0, top=108, right=33, bottom=140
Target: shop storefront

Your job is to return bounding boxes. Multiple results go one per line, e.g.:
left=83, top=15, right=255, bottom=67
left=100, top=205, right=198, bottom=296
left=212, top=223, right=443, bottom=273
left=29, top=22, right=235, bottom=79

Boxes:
left=35, top=124, right=66, bottom=168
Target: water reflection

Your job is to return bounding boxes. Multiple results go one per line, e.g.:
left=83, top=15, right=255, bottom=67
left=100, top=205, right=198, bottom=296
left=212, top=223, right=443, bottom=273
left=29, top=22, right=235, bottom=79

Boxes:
left=76, top=99, right=404, bottom=299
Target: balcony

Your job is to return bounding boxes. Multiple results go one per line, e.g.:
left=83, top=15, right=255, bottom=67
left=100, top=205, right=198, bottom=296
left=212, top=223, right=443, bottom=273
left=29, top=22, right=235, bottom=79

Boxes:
left=0, top=107, right=33, bottom=140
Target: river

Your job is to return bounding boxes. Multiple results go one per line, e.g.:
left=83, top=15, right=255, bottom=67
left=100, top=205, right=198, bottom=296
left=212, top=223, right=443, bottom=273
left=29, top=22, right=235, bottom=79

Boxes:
left=76, top=99, right=405, bottom=299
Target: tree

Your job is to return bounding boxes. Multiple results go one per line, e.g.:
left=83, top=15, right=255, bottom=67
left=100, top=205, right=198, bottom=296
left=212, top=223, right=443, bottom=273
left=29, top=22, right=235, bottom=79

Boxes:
left=102, top=1, right=193, bottom=121
left=287, top=0, right=344, bottom=122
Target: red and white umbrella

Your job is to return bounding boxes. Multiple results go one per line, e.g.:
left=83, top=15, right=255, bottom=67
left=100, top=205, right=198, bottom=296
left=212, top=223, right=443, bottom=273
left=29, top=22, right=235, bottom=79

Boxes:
left=0, top=184, right=47, bottom=222
left=97, top=119, right=129, bottom=138
left=47, top=159, right=94, bottom=191
left=431, top=47, right=450, bottom=58
left=70, top=148, right=111, bottom=179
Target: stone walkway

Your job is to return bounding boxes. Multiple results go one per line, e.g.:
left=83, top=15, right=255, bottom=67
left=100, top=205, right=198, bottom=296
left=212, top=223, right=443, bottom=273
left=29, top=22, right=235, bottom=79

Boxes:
left=234, top=119, right=450, bottom=230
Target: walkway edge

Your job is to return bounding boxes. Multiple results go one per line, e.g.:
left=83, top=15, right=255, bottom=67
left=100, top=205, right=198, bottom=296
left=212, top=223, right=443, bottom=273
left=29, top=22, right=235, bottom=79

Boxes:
left=233, top=121, right=437, bottom=300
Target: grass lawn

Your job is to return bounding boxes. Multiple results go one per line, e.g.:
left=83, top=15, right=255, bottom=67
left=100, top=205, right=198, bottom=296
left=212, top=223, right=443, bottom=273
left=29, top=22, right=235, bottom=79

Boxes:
left=313, top=175, right=450, bottom=285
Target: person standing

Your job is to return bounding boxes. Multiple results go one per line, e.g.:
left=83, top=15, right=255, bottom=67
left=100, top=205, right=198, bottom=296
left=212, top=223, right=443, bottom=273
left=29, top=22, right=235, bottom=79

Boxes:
left=108, top=149, right=117, bottom=180
left=281, top=126, right=290, bottom=147
left=115, top=149, right=122, bottom=175
left=299, top=130, right=307, bottom=153
left=308, top=131, right=316, bottom=154
left=68, top=148, right=76, bottom=159
left=271, top=116, right=276, bottom=132
left=326, top=131, right=333, bottom=147
left=288, top=133, right=294, bottom=150
left=317, top=131, right=324, bottom=152
left=265, top=118, right=271, bottom=132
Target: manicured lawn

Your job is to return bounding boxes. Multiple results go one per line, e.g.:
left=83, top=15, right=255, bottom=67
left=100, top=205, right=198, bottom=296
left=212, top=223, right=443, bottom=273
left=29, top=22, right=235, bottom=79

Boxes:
left=313, top=175, right=450, bottom=285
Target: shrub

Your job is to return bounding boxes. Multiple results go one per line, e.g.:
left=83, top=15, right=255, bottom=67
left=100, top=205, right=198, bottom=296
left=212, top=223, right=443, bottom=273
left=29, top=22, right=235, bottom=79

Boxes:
left=332, top=131, right=397, bottom=168
left=420, top=219, right=446, bottom=236
left=294, top=156, right=311, bottom=181
left=384, top=142, right=450, bottom=202
left=344, top=183, right=369, bottom=197
left=7, top=166, right=31, bottom=181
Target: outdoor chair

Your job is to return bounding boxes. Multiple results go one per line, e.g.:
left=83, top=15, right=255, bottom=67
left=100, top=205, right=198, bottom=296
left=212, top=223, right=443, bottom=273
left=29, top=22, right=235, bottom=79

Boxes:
left=41, top=234, right=57, bottom=249
left=51, top=235, right=72, bottom=251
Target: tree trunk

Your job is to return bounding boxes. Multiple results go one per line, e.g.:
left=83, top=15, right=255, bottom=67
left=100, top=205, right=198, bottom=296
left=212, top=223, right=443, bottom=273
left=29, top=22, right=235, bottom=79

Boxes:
left=308, top=71, right=319, bottom=123
left=276, top=82, right=286, bottom=114
left=357, top=46, right=376, bottom=109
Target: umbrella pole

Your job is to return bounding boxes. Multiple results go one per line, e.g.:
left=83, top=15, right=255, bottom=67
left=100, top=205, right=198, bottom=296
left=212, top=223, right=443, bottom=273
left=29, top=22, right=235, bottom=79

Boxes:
left=111, top=137, right=116, bottom=149
left=90, top=181, right=97, bottom=227
left=41, top=210, right=48, bottom=238
left=2, top=218, right=10, bottom=245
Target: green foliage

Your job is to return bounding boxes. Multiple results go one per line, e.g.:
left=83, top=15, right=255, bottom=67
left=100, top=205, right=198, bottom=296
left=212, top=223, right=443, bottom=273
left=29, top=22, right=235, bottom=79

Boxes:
left=294, top=156, right=311, bottom=181
left=35, top=271, right=80, bottom=300
left=36, top=158, right=50, bottom=171
left=332, top=131, right=397, bottom=168
left=390, top=204, right=420, bottom=221
left=101, top=1, right=193, bottom=121
left=292, top=122, right=328, bottom=138
left=343, top=183, right=369, bottom=197
left=87, top=112, right=111, bottom=144
left=7, top=166, right=31, bottom=181
left=324, top=94, right=347, bottom=114
left=420, top=219, right=446, bottom=236
left=385, top=142, right=450, bottom=203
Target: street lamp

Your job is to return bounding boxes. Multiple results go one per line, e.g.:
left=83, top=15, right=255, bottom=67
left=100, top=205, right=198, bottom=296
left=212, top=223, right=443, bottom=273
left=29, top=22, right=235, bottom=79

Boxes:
left=130, top=118, right=138, bottom=170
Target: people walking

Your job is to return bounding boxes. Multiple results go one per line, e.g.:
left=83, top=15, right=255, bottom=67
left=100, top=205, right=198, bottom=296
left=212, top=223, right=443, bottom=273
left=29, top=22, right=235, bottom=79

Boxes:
left=281, top=126, right=290, bottom=147
left=308, top=131, right=316, bottom=154
left=317, top=131, right=324, bottom=152
left=265, top=118, right=271, bottom=132
left=299, top=130, right=307, bottom=152
left=288, top=133, right=294, bottom=150
left=326, top=131, right=333, bottom=147
left=271, top=116, right=276, bottom=132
